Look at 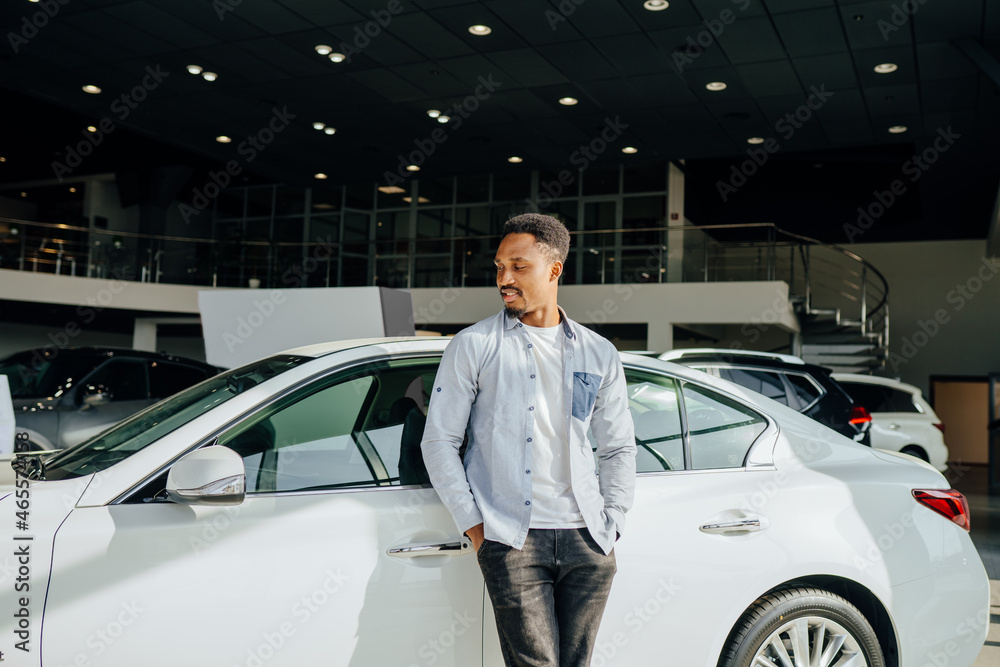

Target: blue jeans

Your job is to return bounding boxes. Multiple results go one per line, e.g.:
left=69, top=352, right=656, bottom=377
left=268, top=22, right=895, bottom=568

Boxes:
left=477, top=528, right=617, bottom=667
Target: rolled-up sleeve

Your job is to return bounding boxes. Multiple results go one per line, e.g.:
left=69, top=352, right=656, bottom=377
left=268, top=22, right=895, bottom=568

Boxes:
left=589, top=347, right=636, bottom=537
left=421, top=333, right=484, bottom=535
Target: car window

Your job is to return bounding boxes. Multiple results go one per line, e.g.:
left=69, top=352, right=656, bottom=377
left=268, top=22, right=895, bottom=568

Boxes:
left=682, top=383, right=766, bottom=470
left=786, top=374, right=823, bottom=409
left=149, top=361, right=211, bottom=399
left=840, top=382, right=889, bottom=412
left=0, top=350, right=99, bottom=399
left=626, top=370, right=683, bottom=472
left=884, top=388, right=920, bottom=413
left=219, top=358, right=438, bottom=493
left=718, top=368, right=789, bottom=406
left=84, top=359, right=149, bottom=401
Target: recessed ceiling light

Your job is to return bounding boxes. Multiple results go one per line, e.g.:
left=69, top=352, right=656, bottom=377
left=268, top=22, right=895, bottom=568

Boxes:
left=329, top=53, right=346, bottom=63
left=86, top=126, right=97, bottom=133
left=324, top=127, right=336, bottom=135
left=315, top=45, right=332, bottom=55
left=643, top=0, right=669, bottom=10
left=82, top=85, right=101, bottom=94
left=186, top=65, right=203, bottom=75
left=313, top=122, right=325, bottom=130
left=888, top=125, right=908, bottom=134
left=0, top=157, right=6, bottom=162
left=436, top=115, right=450, bottom=123
left=427, top=109, right=441, bottom=118
left=378, top=186, right=407, bottom=194
left=314, top=173, right=328, bottom=180
left=622, top=146, right=638, bottom=154
left=69, top=187, right=77, bottom=193
left=202, top=71, right=218, bottom=82
left=747, top=137, right=765, bottom=144
left=406, top=165, right=420, bottom=172
left=706, top=81, right=727, bottom=91
left=20, top=192, right=27, bottom=198
left=216, top=136, right=231, bottom=143
left=508, top=156, right=523, bottom=163
left=559, top=97, right=579, bottom=106
left=874, top=63, right=898, bottom=74
left=468, top=25, right=492, bottom=35
left=403, top=196, right=431, bottom=203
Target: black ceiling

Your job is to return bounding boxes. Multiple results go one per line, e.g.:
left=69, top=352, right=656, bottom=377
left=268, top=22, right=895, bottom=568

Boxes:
left=1, top=0, right=999, bottom=242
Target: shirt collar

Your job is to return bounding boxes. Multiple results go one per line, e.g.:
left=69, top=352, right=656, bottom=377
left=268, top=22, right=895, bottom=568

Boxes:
left=503, top=306, right=577, bottom=340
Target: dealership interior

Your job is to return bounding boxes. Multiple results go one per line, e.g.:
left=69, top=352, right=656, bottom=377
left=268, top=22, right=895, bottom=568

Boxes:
left=1, top=0, right=999, bottom=663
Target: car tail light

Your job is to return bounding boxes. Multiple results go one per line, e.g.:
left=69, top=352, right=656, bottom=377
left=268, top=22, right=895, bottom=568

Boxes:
left=849, top=406, right=872, bottom=425
left=912, top=489, right=970, bottom=531
left=933, top=422, right=945, bottom=434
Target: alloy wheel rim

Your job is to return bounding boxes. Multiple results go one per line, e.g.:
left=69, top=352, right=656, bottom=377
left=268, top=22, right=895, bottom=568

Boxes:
left=752, top=616, right=868, bottom=667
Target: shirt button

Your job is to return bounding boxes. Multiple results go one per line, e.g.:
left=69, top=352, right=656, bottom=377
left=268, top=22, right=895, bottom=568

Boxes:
left=518, top=323, right=523, bottom=327
left=435, top=387, right=441, bottom=392
left=528, top=406, right=534, bottom=411
left=525, top=501, right=531, bottom=506
left=530, top=374, right=535, bottom=379
left=526, top=470, right=531, bottom=474
left=527, top=344, right=532, bottom=348
left=527, top=437, right=532, bottom=442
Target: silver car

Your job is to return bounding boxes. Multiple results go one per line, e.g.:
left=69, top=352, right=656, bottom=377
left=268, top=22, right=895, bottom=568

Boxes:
left=0, top=346, right=220, bottom=450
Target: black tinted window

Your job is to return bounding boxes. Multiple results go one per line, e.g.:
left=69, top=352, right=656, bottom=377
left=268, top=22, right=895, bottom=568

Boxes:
left=787, top=374, right=823, bottom=408
left=719, top=368, right=789, bottom=406
left=149, top=362, right=210, bottom=398
left=884, top=388, right=920, bottom=413
left=840, top=382, right=889, bottom=412
left=84, top=360, right=148, bottom=401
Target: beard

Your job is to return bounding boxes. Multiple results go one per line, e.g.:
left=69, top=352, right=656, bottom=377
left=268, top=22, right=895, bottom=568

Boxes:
left=504, top=305, right=526, bottom=320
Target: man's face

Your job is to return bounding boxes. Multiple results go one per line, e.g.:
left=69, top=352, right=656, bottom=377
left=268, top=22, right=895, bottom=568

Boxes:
left=495, top=233, right=562, bottom=319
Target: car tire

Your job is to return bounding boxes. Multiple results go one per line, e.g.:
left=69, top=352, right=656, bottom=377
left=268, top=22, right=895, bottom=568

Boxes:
left=900, top=445, right=929, bottom=463
left=719, top=586, right=885, bottom=667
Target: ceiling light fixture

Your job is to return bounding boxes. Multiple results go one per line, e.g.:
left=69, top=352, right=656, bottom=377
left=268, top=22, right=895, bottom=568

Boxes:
left=378, top=186, right=406, bottom=194
left=402, top=196, right=431, bottom=203
left=69, top=187, right=76, bottom=193
left=315, top=45, right=332, bottom=55
left=406, top=165, right=420, bottom=172
left=82, top=85, right=101, bottom=94
left=874, top=63, right=898, bottom=74
left=747, top=137, right=765, bottom=144
left=888, top=125, right=908, bottom=134
left=202, top=71, right=218, bottom=82
left=427, top=109, right=441, bottom=118
left=20, top=192, right=27, bottom=198
left=508, top=156, right=523, bottom=163
left=329, top=53, right=346, bottom=63
left=436, top=115, right=450, bottom=123
left=314, top=173, right=328, bottom=180
left=216, top=135, right=232, bottom=143
left=0, top=157, right=6, bottom=162
left=558, top=97, right=578, bottom=106
left=324, top=127, right=336, bottom=135
left=622, top=146, right=638, bottom=154
left=313, top=122, right=325, bottom=130
left=187, top=65, right=203, bottom=75
left=706, top=81, right=727, bottom=91
left=86, top=126, right=97, bottom=133
left=643, top=0, right=669, bottom=10
left=468, top=25, right=492, bottom=36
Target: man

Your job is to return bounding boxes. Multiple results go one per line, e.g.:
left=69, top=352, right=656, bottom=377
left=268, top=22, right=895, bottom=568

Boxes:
left=421, top=213, right=637, bottom=667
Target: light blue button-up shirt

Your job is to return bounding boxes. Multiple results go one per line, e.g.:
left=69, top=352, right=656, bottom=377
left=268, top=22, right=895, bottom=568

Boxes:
left=421, top=307, right=636, bottom=555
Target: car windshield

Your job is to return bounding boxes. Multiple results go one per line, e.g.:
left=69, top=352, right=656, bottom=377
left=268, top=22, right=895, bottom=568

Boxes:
left=0, top=350, right=101, bottom=399
left=40, top=355, right=309, bottom=481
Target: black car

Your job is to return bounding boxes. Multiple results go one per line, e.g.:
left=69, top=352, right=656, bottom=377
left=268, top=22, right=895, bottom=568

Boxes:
left=0, top=346, right=221, bottom=451
left=658, top=349, right=871, bottom=444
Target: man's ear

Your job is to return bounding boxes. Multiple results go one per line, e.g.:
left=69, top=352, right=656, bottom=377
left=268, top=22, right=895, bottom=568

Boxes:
left=550, top=260, right=564, bottom=281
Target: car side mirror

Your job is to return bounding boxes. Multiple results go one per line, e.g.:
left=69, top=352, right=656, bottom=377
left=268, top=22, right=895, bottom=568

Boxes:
left=81, top=385, right=112, bottom=409
left=166, top=445, right=245, bottom=505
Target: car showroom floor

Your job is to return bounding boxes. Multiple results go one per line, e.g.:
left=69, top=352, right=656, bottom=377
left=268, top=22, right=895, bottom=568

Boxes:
left=955, top=466, right=999, bottom=667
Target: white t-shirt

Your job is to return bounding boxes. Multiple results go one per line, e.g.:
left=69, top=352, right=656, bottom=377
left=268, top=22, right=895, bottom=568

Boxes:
left=523, top=321, right=586, bottom=529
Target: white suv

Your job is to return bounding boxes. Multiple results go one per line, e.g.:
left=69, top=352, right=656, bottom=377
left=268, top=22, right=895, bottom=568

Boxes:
left=832, top=374, right=949, bottom=472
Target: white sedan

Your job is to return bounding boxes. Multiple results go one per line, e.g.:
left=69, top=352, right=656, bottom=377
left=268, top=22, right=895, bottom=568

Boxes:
left=0, top=338, right=988, bottom=667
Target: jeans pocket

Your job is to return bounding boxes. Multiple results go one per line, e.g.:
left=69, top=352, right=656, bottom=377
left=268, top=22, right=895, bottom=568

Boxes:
left=572, top=372, right=601, bottom=420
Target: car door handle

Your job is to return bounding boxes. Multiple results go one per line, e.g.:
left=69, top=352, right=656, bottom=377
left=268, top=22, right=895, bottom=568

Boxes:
left=387, top=540, right=472, bottom=558
left=699, top=518, right=763, bottom=534
left=888, top=423, right=899, bottom=429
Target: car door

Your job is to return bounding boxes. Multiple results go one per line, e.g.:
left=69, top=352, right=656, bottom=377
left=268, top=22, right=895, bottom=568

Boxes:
left=486, top=367, right=788, bottom=666
left=57, top=358, right=155, bottom=448
left=42, top=354, right=485, bottom=667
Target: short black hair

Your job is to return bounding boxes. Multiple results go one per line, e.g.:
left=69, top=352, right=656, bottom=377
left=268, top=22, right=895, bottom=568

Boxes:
left=502, top=213, right=571, bottom=264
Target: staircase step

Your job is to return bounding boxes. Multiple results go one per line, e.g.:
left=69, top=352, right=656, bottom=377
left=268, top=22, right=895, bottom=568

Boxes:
left=801, top=344, right=876, bottom=355
left=821, top=365, right=878, bottom=374
left=803, top=354, right=879, bottom=365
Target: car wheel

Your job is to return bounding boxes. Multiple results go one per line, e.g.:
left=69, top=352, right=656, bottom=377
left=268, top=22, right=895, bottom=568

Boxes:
left=900, top=445, right=929, bottom=463
left=720, top=586, right=885, bottom=667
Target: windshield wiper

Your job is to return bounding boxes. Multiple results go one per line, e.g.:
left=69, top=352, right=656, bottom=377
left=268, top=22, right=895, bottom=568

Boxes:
left=11, top=453, right=46, bottom=481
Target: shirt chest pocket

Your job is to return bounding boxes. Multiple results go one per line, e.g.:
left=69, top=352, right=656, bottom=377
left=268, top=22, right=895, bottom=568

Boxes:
left=572, top=372, right=602, bottom=421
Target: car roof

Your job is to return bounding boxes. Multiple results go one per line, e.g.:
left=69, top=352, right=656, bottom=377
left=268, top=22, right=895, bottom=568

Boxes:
left=831, top=373, right=921, bottom=395
left=8, top=346, right=218, bottom=369
left=280, top=336, right=451, bottom=358
left=659, top=348, right=806, bottom=365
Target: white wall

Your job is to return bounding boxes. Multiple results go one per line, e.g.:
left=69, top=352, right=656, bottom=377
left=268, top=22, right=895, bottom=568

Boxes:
left=851, top=239, right=1000, bottom=395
